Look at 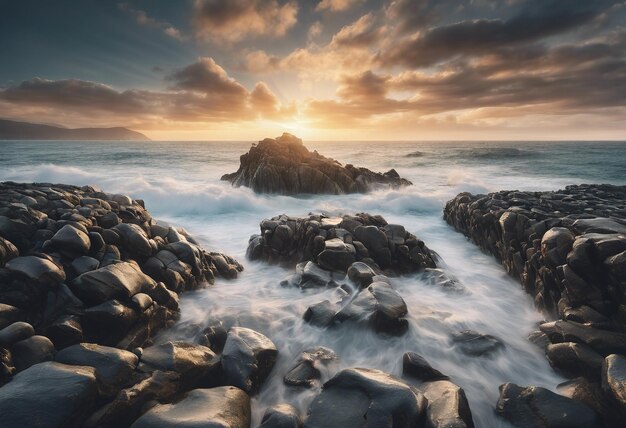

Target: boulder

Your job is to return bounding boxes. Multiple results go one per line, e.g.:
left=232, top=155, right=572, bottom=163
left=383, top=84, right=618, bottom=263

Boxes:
left=451, top=330, right=505, bottom=357
left=421, top=380, right=475, bottom=428
left=421, top=268, right=465, bottom=293
left=138, top=341, right=218, bottom=390
left=602, top=354, right=626, bottom=411
left=45, top=315, right=84, bottom=349
left=546, top=342, right=604, bottom=380
left=0, top=361, right=98, bottom=428
left=541, top=227, right=575, bottom=266
left=222, top=327, right=278, bottom=394
left=335, top=281, right=409, bottom=335
left=10, top=335, right=55, bottom=372
left=0, top=304, right=21, bottom=330
left=0, top=321, right=34, bottom=347
left=131, top=386, right=251, bottom=428
left=305, top=368, right=426, bottom=428
left=56, top=343, right=138, bottom=397
left=283, top=346, right=337, bottom=388
left=72, top=261, right=155, bottom=305
left=495, top=382, right=601, bottom=427
left=347, top=262, right=376, bottom=287
left=81, top=300, right=139, bottom=346
left=261, top=403, right=302, bottom=428
left=5, top=255, right=65, bottom=284
left=402, top=352, right=449, bottom=381
left=50, top=224, right=91, bottom=254
left=113, top=223, right=152, bottom=258
left=540, top=320, right=626, bottom=355
left=317, top=238, right=356, bottom=272
left=85, top=370, right=179, bottom=428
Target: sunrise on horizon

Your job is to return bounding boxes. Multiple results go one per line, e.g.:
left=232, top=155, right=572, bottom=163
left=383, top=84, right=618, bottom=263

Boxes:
left=1, top=0, right=626, bottom=140
left=0, top=2, right=625, bottom=428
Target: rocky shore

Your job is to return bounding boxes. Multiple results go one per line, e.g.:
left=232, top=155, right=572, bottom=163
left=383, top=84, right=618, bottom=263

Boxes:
left=221, top=133, right=412, bottom=194
left=0, top=181, right=243, bottom=426
left=445, top=184, right=626, bottom=425
left=1, top=179, right=625, bottom=427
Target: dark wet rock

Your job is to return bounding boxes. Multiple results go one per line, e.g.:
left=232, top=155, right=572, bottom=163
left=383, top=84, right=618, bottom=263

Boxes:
left=82, top=300, right=139, bottom=346
left=222, top=133, right=412, bottom=195
left=222, top=327, right=278, bottom=394
left=421, top=380, right=475, bottom=428
left=402, top=352, right=449, bottom=381
left=56, top=343, right=138, bottom=397
left=198, top=322, right=228, bottom=353
left=334, top=281, right=409, bottom=335
left=0, top=181, right=242, bottom=350
left=0, top=347, right=14, bottom=385
left=10, top=334, right=55, bottom=372
left=247, top=213, right=436, bottom=275
left=347, top=261, right=377, bottom=287
left=284, top=346, right=337, bottom=388
left=50, top=224, right=91, bottom=254
left=131, top=386, right=251, bottom=428
left=540, top=320, right=626, bottom=355
left=563, top=305, right=614, bottom=330
left=5, top=255, right=65, bottom=285
left=0, top=303, right=21, bottom=330
left=558, top=377, right=620, bottom=427
left=71, top=256, right=100, bottom=276
left=85, top=370, right=179, bottom=428
left=451, top=330, right=504, bottom=357
left=0, top=321, right=34, bottom=347
left=71, top=261, right=155, bottom=305
left=261, top=403, right=303, bottom=428
left=44, top=315, right=84, bottom=349
left=444, top=184, right=626, bottom=331
left=303, top=300, right=339, bottom=327
left=0, top=361, right=98, bottom=428
left=305, top=367, right=426, bottom=428
left=138, top=341, right=218, bottom=390
left=546, top=342, right=604, bottom=380
left=421, top=268, right=465, bottom=293
left=0, top=237, right=19, bottom=267
left=495, top=382, right=601, bottom=427
left=527, top=331, right=550, bottom=349
left=602, top=354, right=626, bottom=411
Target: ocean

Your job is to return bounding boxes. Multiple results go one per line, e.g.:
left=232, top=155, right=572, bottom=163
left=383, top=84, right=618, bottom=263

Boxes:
left=1, top=140, right=625, bottom=426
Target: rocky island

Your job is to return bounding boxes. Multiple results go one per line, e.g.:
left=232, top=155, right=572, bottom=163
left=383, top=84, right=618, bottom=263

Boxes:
left=221, top=133, right=412, bottom=194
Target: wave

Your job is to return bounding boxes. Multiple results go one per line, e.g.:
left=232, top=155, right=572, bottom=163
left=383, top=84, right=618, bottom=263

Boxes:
left=463, top=147, right=531, bottom=159
left=405, top=150, right=426, bottom=158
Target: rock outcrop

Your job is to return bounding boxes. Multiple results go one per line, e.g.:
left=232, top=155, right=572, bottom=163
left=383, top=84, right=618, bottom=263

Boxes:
left=445, top=184, right=626, bottom=425
left=0, top=182, right=246, bottom=426
left=221, top=133, right=412, bottom=194
left=0, top=181, right=242, bottom=355
left=248, top=213, right=436, bottom=274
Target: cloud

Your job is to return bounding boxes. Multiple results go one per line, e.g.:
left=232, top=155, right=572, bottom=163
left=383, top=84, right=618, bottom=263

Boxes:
left=0, top=58, right=297, bottom=128
left=118, top=3, right=184, bottom=41
left=330, top=13, right=384, bottom=48
left=192, top=0, right=298, bottom=43
left=379, top=0, right=616, bottom=67
left=166, top=57, right=248, bottom=97
left=316, top=0, right=363, bottom=12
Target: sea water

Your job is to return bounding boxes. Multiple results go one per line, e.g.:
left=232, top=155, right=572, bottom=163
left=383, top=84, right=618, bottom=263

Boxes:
left=1, top=140, right=625, bottom=426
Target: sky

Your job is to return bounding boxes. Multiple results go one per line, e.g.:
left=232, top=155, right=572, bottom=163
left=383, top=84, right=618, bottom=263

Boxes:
left=1, top=0, right=625, bottom=141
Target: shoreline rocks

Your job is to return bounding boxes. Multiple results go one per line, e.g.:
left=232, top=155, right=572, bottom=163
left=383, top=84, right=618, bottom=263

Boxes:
left=221, top=133, right=412, bottom=195
left=248, top=213, right=436, bottom=275
left=445, top=184, right=626, bottom=425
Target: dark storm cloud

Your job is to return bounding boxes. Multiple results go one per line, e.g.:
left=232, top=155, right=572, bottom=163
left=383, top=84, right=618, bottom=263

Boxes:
left=380, top=0, right=618, bottom=67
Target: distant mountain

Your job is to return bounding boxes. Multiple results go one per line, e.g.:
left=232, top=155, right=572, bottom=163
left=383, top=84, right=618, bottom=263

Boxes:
left=0, top=119, right=150, bottom=141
